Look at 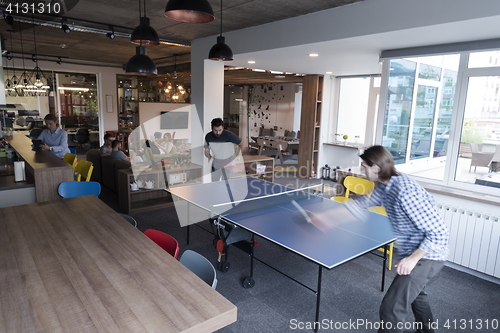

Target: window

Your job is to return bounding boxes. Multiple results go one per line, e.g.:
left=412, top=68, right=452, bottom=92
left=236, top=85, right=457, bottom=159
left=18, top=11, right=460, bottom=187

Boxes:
left=380, top=51, right=500, bottom=193
left=381, top=55, right=459, bottom=180
left=335, top=76, right=380, bottom=145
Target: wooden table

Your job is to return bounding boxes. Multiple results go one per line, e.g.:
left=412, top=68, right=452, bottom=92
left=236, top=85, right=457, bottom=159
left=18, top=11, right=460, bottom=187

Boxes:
left=6, top=132, right=73, bottom=202
left=0, top=195, right=237, bottom=333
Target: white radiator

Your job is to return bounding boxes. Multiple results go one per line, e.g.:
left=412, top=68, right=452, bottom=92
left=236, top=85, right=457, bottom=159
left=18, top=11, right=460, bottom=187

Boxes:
left=437, top=203, right=500, bottom=278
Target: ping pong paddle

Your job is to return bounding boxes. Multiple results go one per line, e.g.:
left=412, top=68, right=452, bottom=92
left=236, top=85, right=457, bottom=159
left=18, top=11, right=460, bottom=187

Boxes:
left=216, top=239, right=225, bottom=262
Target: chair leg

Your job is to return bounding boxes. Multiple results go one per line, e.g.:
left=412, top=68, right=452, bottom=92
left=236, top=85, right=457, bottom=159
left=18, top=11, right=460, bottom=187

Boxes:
left=376, top=241, right=394, bottom=270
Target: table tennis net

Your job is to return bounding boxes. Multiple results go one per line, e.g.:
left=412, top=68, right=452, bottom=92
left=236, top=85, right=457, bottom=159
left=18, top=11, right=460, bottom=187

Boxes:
left=210, top=184, right=324, bottom=218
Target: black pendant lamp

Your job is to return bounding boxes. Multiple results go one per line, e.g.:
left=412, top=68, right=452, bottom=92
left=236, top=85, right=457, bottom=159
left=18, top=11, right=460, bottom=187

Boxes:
left=126, top=46, right=157, bottom=76
left=164, top=0, right=215, bottom=23
left=131, top=0, right=159, bottom=45
left=208, top=0, right=233, bottom=61
left=126, top=0, right=157, bottom=76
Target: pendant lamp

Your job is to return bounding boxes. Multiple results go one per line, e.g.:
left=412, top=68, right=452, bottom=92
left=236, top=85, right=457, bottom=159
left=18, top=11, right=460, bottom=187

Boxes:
left=126, top=46, right=157, bottom=76
left=5, top=31, right=16, bottom=96
left=164, top=0, right=215, bottom=23
left=29, top=14, right=50, bottom=96
left=16, top=21, right=34, bottom=97
left=131, top=0, right=159, bottom=46
left=126, top=0, right=157, bottom=76
left=208, top=0, right=233, bottom=61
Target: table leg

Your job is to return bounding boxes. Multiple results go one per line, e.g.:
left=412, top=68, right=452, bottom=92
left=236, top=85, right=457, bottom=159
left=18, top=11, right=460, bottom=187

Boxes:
left=381, top=243, right=388, bottom=291
left=314, top=265, right=323, bottom=333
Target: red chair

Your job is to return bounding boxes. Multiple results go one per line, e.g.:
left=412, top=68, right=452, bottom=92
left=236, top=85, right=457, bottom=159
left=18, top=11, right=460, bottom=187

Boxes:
left=144, top=229, right=180, bottom=259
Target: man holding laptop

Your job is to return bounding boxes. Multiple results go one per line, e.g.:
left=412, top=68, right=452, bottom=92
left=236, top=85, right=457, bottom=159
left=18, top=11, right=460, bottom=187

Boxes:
left=204, top=118, right=243, bottom=182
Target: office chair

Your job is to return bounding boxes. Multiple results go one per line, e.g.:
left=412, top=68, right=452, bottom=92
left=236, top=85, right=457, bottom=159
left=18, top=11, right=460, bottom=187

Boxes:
left=75, top=160, right=94, bottom=181
left=332, top=176, right=375, bottom=203
left=57, top=181, right=101, bottom=198
left=63, top=153, right=78, bottom=172
left=179, top=250, right=218, bottom=289
left=119, top=213, right=138, bottom=228
left=144, top=229, right=180, bottom=259
left=368, top=206, right=394, bottom=270
left=29, top=127, right=43, bottom=139
left=74, top=128, right=90, bottom=152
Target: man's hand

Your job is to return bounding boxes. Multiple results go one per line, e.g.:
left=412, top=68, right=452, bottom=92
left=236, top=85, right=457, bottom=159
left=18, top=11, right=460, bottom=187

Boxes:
left=394, top=248, right=427, bottom=275
left=40, top=143, right=50, bottom=151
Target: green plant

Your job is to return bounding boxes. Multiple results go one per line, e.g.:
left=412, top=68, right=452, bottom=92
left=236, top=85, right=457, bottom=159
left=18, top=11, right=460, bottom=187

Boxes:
left=461, top=120, right=483, bottom=144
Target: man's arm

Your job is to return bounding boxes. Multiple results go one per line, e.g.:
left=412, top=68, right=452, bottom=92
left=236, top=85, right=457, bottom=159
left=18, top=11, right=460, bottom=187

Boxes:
left=238, top=140, right=248, bottom=155
left=394, top=248, right=427, bottom=275
left=204, top=147, right=212, bottom=162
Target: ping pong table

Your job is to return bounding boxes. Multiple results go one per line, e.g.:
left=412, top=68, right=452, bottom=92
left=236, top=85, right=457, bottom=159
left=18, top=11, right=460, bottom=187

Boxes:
left=167, top=177, right=396, bottom=330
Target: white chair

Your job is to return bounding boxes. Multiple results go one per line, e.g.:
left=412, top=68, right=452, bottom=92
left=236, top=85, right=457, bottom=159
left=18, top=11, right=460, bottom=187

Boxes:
left=469, top=143, right=494, bottom=172
left=179, top=250, right=218, bottom=289
left=489, top=145, right=500, bottom=172
left=267, top=140, right=298, bottom=166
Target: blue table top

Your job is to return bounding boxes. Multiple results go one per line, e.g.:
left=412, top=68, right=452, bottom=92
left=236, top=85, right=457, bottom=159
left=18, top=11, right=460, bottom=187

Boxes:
left=168, top=177, right=396, bottom=269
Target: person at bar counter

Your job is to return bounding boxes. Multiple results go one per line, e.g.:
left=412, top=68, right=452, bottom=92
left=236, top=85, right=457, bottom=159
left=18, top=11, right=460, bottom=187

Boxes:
left=110, top=139, right=130, bottom=163
left=37, top=114, right=71, bottom=159
left=353, top=145, right=449, bottom=333
left=204, top=117, right=243, bottom=181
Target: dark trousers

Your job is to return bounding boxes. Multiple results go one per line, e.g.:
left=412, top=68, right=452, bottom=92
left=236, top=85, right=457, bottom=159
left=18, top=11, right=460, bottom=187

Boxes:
left=378, top=259, right=445, bottom=333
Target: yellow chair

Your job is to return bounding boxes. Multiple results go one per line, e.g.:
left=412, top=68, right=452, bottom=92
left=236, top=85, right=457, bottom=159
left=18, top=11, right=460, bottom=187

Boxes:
left=75, top=160, right=94, bottom=182
left=63, top=153, right=77, bottom=173
left=368, top=206, right=394, bottom=270
left=332, top=176, right=375, bottom=203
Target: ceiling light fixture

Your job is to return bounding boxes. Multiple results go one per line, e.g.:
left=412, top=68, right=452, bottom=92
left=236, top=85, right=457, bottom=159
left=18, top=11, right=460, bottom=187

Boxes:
left=61, top=19, right=71, bottom=33
left=309, top=53, right=319, bottom=57
left=131, top=0, right=159, bottom=45
left=164, top=0, right=215, bottom=23
left=5, top=30, right=16, bottom=96
left=16, top=20, right=34, bottom=96
left=106, top=26, right=115, bottom=40
left=29, top=14, right=50, bottom=95
left=248, top=60, right=255, bottom=64
left=126, top=0, right=157, bottom=76
left=208, top=0, right=233, bottom=61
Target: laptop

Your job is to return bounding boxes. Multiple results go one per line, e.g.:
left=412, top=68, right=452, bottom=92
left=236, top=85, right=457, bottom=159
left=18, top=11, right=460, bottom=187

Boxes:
left=32, top=139, right=43, bottom=151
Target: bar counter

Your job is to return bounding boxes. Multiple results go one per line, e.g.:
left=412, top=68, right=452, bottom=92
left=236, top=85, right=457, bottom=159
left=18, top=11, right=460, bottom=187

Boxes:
left=6, top=132, right=73, bottom=202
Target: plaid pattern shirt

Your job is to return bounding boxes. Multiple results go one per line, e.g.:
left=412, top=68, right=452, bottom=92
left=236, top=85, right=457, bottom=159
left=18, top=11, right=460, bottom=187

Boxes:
left=366, top=173, right=449, bottom=261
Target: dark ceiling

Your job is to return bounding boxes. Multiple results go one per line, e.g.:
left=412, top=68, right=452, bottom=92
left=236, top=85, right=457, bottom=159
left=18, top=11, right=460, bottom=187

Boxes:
left=0, top=0, right=364, bottom=84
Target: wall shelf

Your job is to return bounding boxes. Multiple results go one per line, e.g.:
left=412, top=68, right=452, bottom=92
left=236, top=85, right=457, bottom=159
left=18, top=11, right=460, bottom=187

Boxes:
left=298, top=74, right=323, bottom=178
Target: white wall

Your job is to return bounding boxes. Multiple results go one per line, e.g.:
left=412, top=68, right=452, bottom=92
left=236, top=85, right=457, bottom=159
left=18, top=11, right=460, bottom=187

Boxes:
left=247, top=82, right=296, bottom=138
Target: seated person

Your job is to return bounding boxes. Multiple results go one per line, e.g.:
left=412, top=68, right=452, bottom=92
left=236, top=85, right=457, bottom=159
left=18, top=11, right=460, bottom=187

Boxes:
left=155, top=132, right=174, bottom=154
left=100, top=133, right=113, bottom=157
left=37, top=114, right=71, bottom=159
left=142, top=139, right=160, bottom=155
left=110, top=140, right=130, bottom=162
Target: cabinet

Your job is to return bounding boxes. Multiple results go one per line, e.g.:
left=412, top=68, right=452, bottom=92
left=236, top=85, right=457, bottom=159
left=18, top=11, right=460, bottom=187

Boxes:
left=298, top=74, right=323, bottom=178
left=117, top=85, right=140, bottom=131
left=118, top=163, right=202, bottom=214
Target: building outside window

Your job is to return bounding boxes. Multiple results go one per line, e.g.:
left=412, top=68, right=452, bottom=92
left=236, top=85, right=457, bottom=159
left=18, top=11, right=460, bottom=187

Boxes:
left=379, top=51, right=500, bottom=192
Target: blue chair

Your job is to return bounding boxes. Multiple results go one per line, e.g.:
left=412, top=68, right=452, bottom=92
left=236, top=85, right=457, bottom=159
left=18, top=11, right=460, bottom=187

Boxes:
left=57, top=181, right=101, bottom=198
left=69, top=147, right=77, bottom=155
left=119, top=213, right=138, bottom=228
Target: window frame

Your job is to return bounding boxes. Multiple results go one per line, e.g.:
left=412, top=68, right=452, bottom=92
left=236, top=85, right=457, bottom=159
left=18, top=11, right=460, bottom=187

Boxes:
left=378, top=52, right=500, bottom=196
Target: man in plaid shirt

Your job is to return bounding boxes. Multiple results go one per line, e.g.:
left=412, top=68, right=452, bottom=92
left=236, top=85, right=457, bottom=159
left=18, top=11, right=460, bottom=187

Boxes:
left=358, top=146, right=449, bottom=333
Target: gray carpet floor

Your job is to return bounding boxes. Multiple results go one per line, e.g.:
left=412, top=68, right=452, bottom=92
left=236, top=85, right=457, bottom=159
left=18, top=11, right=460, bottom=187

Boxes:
left=103, top=172, right=500, bottom=333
